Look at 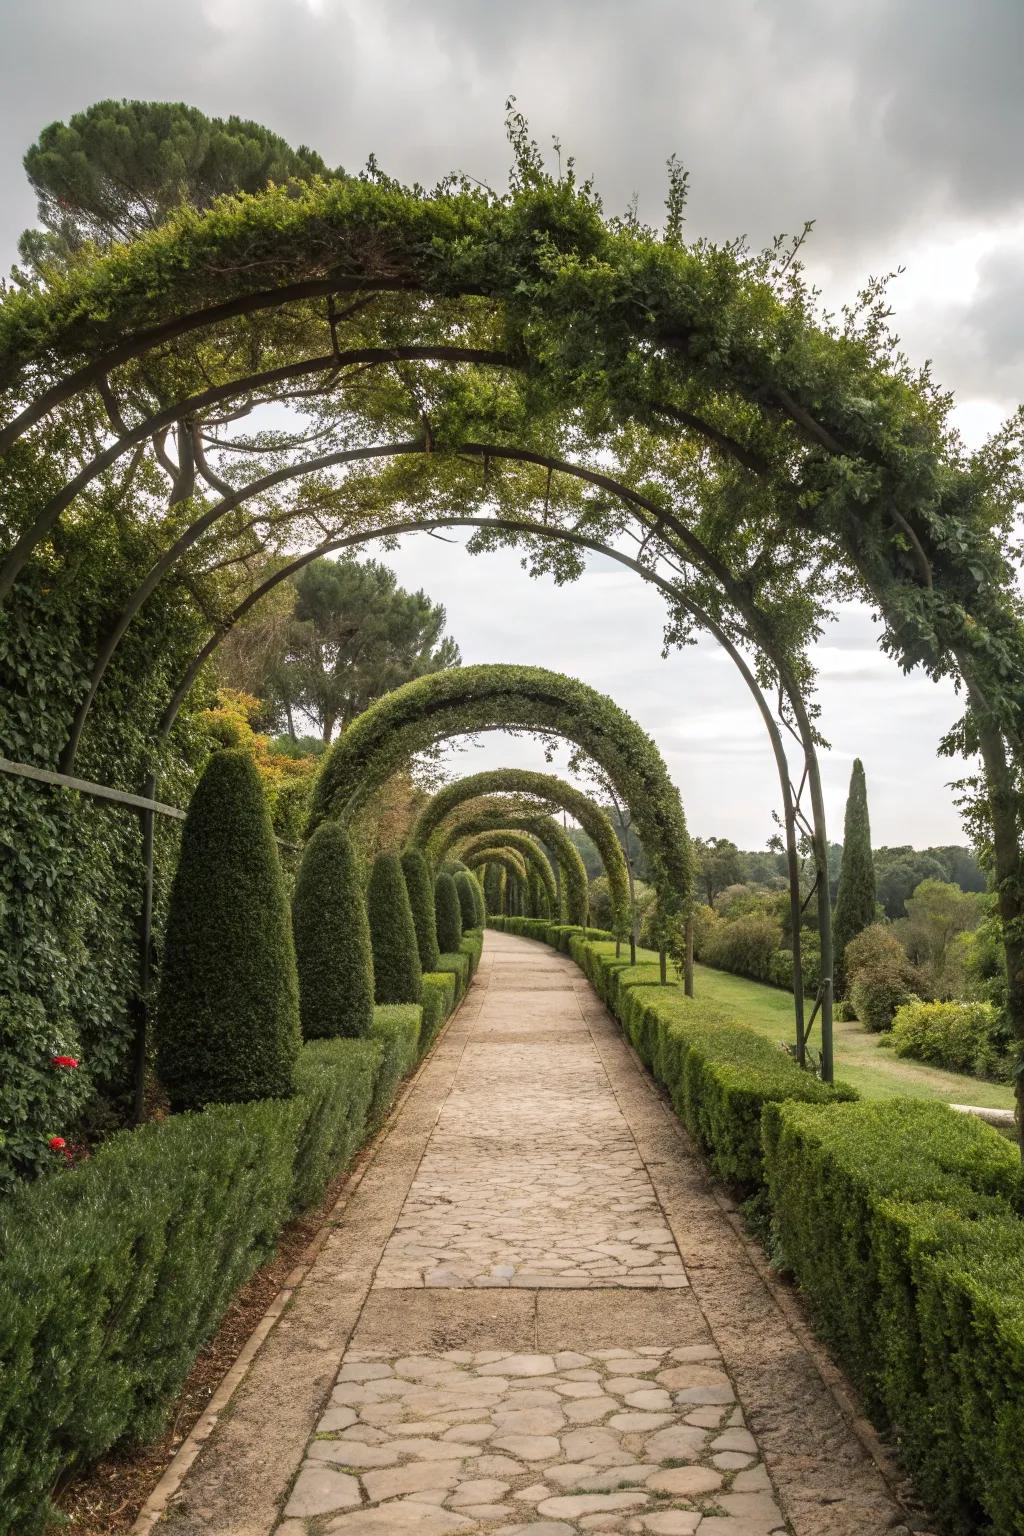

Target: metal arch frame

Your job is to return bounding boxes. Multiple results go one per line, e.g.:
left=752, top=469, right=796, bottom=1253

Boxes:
left=1, top=315, right=834, bottom=1079
left=141, top=506, right=816, bottom=1063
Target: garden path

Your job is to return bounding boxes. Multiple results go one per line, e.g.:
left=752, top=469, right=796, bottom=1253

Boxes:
left=158, top=933, right=904, bottom=1536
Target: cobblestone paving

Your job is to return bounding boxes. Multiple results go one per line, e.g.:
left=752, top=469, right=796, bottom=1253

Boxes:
left=375, top=1042, right=688, bottom=1289
left=279, top=1347, right=787, bottom=1535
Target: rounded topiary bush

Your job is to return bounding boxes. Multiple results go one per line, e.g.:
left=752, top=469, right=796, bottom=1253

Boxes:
left=454, top=870, right=479, bottom=932
left=157, top=749, right=300, bottom=1111
left=470, top=872, right=486, bottom=928
left=292, top=822, right=374, bottom=1039
left=367, top=852, right=422, bottom=1004
left=435, top=871, right=463, bottom=952
left=401, top=848, right=441, bottom=971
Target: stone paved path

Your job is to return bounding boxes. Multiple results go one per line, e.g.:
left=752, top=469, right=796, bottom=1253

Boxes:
left=163, top=934, right=902, bottom=1536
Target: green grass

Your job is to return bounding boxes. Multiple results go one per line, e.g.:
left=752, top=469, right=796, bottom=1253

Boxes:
left=691, top=962, right=1015, bottom=1109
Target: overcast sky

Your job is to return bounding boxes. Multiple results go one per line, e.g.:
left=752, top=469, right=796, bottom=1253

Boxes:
left=3, top=0, right=1022, bottom=848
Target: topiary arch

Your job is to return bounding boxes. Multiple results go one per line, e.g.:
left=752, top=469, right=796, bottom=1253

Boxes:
left=309, top=664, right=692, bottom=947
left=453, top=829, right=558, bottom=913
left=430, top=802, right=590, bottom=928
left=408, top=768, right=629, bottom=935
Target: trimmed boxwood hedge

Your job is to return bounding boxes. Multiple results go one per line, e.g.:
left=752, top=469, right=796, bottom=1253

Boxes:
left=763, top=1098, right=1024, bottom=1535
left=368, top=1004, right=421, bottom=1125
left=421, top=972, right=457, bottom=1051
left=290, top=1037, right=380, bottom=1209
left=156, top=749, right=300, bottom=1110
left=0, top=974, right=460, bottom=1536
left=292, top=822, right=375, bottom=1040
left=367, top=852, right=422, bottom=1005
left=400, top=848, right=441, bottom=972
left=0, top=1097, right=302, bottom=1536
left=434, top=871, right=463, bottom=952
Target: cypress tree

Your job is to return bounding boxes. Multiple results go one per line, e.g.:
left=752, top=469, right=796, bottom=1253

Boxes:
left=157, top=749, right=300, bottom=1111
left=454, top=870, right=478, bottom=932
left=401, top=847, right=441, bottom=971
left=435, top=872, right=464, bottom=951
left=832, top=757, right=877, bottom=996
left=293, top=822, right=374, bottom=1039
left=367, top=852, right=422, bottom=1004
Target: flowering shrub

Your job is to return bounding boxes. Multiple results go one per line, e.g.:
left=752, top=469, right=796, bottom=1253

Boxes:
left=0, top=996, right=90, bottom=1192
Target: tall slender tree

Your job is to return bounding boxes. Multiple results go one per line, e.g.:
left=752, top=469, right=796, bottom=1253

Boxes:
left=832, top=758, right=877, bottom=996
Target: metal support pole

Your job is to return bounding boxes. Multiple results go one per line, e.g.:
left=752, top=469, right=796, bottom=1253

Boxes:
left=684, top=913, right=694, bottom=997
left=132, top=787, right=156, bottom=1125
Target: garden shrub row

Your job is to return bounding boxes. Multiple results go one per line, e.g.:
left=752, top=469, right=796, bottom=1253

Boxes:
left=0, top=969, right=474, bottom=1535
left=763, top=1098, right=1024, bottom=1535
left=492, top=916, right=1024, bottom=1536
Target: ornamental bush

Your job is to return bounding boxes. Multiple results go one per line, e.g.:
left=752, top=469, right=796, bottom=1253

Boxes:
left=292, top=822, right=374, bottom=1040
left=156, top=749, right=300, bottom=1111
left=0, top=995, right=90, bottom=1192
left=454, top=870, right=479, bottom=931
left=435, top=871, right=463, bottom=952
left=850, top=957, right=920, bottom=1032
left=366, top=852, right=422, bottom=1005
left=400, top=847, right=441, bottom=971
left=891, top=998, right=1010, bottom=1080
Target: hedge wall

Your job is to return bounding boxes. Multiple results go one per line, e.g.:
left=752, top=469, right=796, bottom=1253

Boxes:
left=763, top=1098, right=1024, bottom=1535
left=0, top=971, right=467, bottom=1535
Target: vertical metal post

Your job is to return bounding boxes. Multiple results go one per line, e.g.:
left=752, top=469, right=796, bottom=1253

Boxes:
left=132, top=775, right=157, bottom=1124
left=684, top=913, right=694, bottom=997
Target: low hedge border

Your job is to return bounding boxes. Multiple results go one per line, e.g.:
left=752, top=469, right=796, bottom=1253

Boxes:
left=492, top=918, right=1024, bottom=1536
left=0, top=970, right=468, bottom=1536
left=763, top=1098, right=1024, bottom=1535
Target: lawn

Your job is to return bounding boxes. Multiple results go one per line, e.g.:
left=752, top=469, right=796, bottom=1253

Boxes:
left=691, top=961, right=1015, bottom=1109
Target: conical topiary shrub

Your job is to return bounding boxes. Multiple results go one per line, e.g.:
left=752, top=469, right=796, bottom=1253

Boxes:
left=454, top=870, right=478, bottom=932
left=157, top=749, right=300, bottom=1111
left=367, top=852, right=422, bottom=1004
left=293, top=822, right=374, bottom=1039
left=400, top=848, right=441, bottom=971
left=435, top=871, right=464, bottom=952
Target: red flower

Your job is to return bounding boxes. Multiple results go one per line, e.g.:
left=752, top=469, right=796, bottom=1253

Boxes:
left=48, top=1136, right=66, bottom=1151
left=51, top=1056, right=80, bottom=1069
